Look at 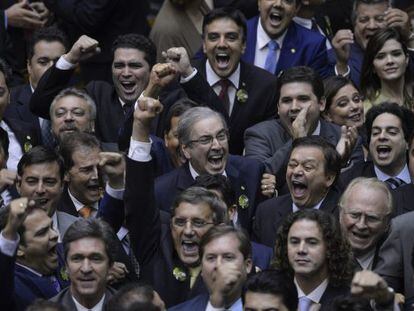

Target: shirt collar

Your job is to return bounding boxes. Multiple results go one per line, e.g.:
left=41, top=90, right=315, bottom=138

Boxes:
left=374, top=163, right=411, bottom=184
left=311, top=120, right=321, bottom=136
left=292, top=196, right=324, bottom=213
left=293, top=16, right=312, bottom=29
left=51, top=211, right=62, bottom=243
left=295, top=278, right=329, bottom=303
left=206, top=297, right=243, bottom=311
left=72, top=293, right=106, bottom=311
left=189, top=162, right=227, bottom=180
left=257, top=17, right=287, bottom=50
left=205, top=60, right=240, bottom=90
left=68, top=188, right=99, bottom=212
left=356, top=249, right=375, bottom=270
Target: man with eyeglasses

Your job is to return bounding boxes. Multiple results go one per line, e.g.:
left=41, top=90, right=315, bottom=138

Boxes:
left=339, top=177, right=392, bottom=272
left=155, top=106, right=264, bottom=232
left=124, top=96, right=228, bottom=307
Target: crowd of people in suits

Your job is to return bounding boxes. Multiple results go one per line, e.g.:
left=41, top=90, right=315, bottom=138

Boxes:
left=0, top=0, right=414, bottom=310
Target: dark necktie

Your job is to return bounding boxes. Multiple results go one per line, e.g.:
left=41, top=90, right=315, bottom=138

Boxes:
left=123, top=103, right=133, bottom=116
left=41, top=119, right=55, bottom=148
left=385, top=177, right=406, bottom=189
left=264, top=40, right=279, bottom=74
left=124, top=234, right=140, bottom=278
left=218, top=79, right=231, bottom=115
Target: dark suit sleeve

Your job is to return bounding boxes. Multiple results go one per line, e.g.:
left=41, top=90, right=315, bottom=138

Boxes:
left=0, top=251, right=16, bottom=311
left=43, top=0, right=119, bottom=34
left=97, top=191, right=124, bottom=232
left=124, top=157, right=161, bottom=265
left=29, top=65, right=75, bottom=119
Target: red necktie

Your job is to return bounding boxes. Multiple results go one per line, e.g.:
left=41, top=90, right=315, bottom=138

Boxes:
left=218, top=79, right=231, bottom=115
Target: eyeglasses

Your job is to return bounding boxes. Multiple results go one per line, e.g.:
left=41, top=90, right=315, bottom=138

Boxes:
left=172, top=217, right=215, bottom=229
left=343, top=210, right=390, bottom=225
left=188, top=130, right=228, bottom=146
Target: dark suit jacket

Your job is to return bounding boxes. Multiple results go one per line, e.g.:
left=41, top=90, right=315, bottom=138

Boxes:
left=244, top=119, right=364, bottom=192
left=253, top=188, right=341, bottom=247
left=319, top=283, right=350, bottom=311
left=168, top=293, right=210, bottom=310
left=181, top=59, right=278, bottom=155
left=0, top=244, right=69, bottom=311
left=3, top=116, right=39, bottom=153
left=29, top=65, right=124, bottom=150
left=155, top=156, right=265, bottom=233
left=392, top=183, right=414, bottom=217
left=125, top=157, right=208, bottom=307
left=43, top=0, right=149, bottom=83
left=337, top=161, right=376, bottom=191
left=243, top=17, right=333, bottom=79
left=50, top=286, right=116, bottom=309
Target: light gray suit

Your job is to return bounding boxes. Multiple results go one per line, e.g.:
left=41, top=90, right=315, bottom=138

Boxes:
left=375, top=211, right=414, bottom=308
left=55, top=211, right=77, bottom=238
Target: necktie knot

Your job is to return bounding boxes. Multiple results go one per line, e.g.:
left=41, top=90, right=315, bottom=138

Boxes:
left=267, top=40, right=279, bottom=51
left=264, top=40, right=279, bottom=74
left=79, top=205, right=93, bottom=219
left=385, top=177, right=406, bottom=189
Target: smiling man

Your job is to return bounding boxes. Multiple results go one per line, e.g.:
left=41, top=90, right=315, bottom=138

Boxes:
left=51, top=218, right=117, bottom=310
left=339, top=102, right=414, bottom=191
left=30, top=33, right=156, bottom=151
left=242, top=0, right=332, bottom=78
left=253, top=136, right=341, bottom=248
left=339, top=177, right=391, bottom=272
left=273, top=209, right=352, bottom=311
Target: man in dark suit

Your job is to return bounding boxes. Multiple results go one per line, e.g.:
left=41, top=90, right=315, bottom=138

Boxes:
left=244, top=66, right=363, bottom=192
left=242, top=0, right=333, bottom=78
left=339, top=102, right=414, bottom=191
left=169, top=225, right=252, bottom=310
left=50, top=218, right=117, bottom=310
left=155, top=106, right=264, bottom=233
left=30, top=33, right=157, bottom=151
left=253, top=136, right=342, bottom=248
left=6, top=27, right=68, bottom=147
left=42, top=0, right=149, bottom=83
left=338, top=177, right=391, bottom=272
left=164, top=7, right=278, bottom=155
left=0, top=58, right=39, bottom=172
left=331, top=0, right=413, bottom=87
left=273, top=209, right=352, bottom=311
left=0, top=199, right=69, bottom=311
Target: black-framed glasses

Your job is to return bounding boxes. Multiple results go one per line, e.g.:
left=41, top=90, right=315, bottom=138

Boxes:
left=188, top=130, right=228, bottom=146
left=172, top=217, right=215, bottom=229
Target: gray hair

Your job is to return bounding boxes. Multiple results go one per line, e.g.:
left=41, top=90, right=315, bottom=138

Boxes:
left=351, top=0, right=390, bottom=25
left=50, top=87, right=97, bottom=120
left=177, top=107, right=227, bottom=145
left=339, top=177, right=393, bottom=215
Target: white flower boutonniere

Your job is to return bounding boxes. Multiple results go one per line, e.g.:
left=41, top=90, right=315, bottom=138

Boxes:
left=236, top=83, right=248, bottom=103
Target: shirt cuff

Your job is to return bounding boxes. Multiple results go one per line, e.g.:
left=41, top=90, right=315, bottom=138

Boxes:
left=105, top=183, right=124, bottom=200
left=180, top=68, right=197, bottom=83
left=56, top=56, right=76, bottom=70
left=128, top=138, right=152, bottom=162
left=0, top=231, right=19, bottom=257
left=334, top=64, right=350, bottom=77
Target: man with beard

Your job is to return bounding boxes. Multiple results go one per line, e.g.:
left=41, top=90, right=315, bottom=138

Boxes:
left=30, top=34, right=157, bottom=151
left=0, top=198, right=68, bottom=311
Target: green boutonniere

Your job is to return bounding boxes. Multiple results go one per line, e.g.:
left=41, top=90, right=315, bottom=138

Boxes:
left=23, top=136, right=32, bottom=152
left=60, top=267, right=69, bottom=281
left=238, top=194, right=249, bottom=209
left=173, top=267, right=187, bottom=282
left=236, top=83, right=248, bottom=103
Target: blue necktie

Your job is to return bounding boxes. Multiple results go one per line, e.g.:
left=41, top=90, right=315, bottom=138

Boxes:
left=298, top=296, right=313, bottom=311
left=264, top=40, right=279, bottom=74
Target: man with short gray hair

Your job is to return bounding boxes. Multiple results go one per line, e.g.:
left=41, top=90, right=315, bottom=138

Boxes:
left=339, top=177, right=392, bottom=272
left=155, top=106, right=264, bottom=232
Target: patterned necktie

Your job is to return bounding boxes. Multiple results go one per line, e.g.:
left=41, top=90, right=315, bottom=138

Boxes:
left=79, top=205, right=93, bottom=218
left=41, top=119, right=55, bottom=148
left=123, top=103, right=133, bottom=116
left=385, top=177, right=406, bottom=189
left=264, top=40, right=279, bottom=74
left=218, top=79, right=231, bottom=115
left=124, top=234, right=140, bottom=278
left=298, top=296, right=313, bottom=311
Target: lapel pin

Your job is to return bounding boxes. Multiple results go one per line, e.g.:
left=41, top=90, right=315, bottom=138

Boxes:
left=291, top=48, right=296, bottom=53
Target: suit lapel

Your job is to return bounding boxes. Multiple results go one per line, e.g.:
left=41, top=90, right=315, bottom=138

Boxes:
left=177, top=163, right=196, bottom=191
left=229, top=63, right=248, bottom=123
left=276, top=23, right=298, bottom=74
left=57, top=188, right=79, bottom=217
left=242, top=16, right=259, bottom=64
left=273, top=196, right=293, bottom=234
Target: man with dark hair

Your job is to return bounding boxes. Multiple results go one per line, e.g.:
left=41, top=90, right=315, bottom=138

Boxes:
left=242, top=270, right=298, bottom=311
left=0, top=198, right=69, bottom=311
left=331, top=0, right=413, bottom=87
left=16, top=145, right=77, bottom=240
left=50, top=218, right=117, bottom=310
left=30, top=33, right=158, bottom=151
left=169, top=225, right=252, bottom=310
left=0, top=57, right=39, bottom=171
left=245, top=66, right=363, bottom=193
left=6, top=27, right=68, bottom=148
left=273, top=209, right=352, bottom=310
left=339, top=102, right=414, bottom=191
left=242, top=0, right=333, bottom=78
left=164, top=7, right=279, bottom=155
left=253, top=136, right=342, bottom=247
left=106, top=283, right=165, bottom=311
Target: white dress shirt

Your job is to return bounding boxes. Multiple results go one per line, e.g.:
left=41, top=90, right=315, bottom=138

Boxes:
left=0, top=120, right=23, bottom=171
left=374, top=164, right=411, bottom=184
left=295, top=278, right=329, bottom=304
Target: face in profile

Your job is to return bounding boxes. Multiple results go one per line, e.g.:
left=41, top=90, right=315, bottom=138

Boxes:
left=324, top=83, right=364, bottom=128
